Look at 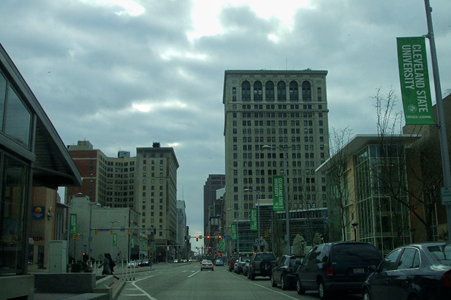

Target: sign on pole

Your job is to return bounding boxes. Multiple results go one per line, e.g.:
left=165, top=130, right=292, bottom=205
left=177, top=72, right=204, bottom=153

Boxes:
left=250, top=208, right=257, bottom=231
left=70, top=214, right=77, bottom=234
left=442, top=186, right=451, bottom=205
left=273, top=175, right=285, bottom=211
left=396, top=37, right=435, bottom=125
left=231, top=223, right=237, bottom=240
left=113, top=233, right=117, bottom=246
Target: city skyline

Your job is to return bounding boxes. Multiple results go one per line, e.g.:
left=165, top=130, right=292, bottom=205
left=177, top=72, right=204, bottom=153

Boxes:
left=1, top=0, right=450, bottom=250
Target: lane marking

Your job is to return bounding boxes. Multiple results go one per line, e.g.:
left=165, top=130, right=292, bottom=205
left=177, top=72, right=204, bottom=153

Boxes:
left=188, top=270, right=200, bottom=278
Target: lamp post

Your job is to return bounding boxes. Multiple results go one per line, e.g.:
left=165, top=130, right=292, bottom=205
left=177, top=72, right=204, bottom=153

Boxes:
left=110, top=221, right=120, bottom=256
left=88, top=202, right=100, bottom=264
left=262, top=144, right=291, bottom=254
left=352, top=222, right=358, bottom=241
left=245, top=188, right=261, bottom=251
left=301, top=240, right=305, bottom=255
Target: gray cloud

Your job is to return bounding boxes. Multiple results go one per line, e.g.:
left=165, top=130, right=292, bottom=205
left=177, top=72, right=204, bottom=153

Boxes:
left=1, top=0, right=450, bottom=245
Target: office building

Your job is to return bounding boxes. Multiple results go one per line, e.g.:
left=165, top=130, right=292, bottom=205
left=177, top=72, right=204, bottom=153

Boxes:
left=67, top=142, right=179, bottom=261
left=223, top=70, right=330, bottom=252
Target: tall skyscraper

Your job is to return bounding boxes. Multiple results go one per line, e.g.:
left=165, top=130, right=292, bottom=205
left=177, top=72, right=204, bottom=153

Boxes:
left=223, top=70, right=330, bottom=250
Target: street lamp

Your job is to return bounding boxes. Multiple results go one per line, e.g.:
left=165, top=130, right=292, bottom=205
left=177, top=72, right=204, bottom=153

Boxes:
left=352, top=222, right=358, bottom=241
left=245, top=188, right=261, bottom=251
left=110, top=220, right=121, bottom=256
left=88, top=202, right=101, bottom=265
left=262, top=144, right=291, bottom=254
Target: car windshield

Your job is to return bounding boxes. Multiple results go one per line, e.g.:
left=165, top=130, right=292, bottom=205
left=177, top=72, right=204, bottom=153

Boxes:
left=255, top=253, right=276, bottom=261
left=427, top=243, right=451, bottom=265
left=332, top=244, right=380, bottom=262
left=289, top=257, right=302, bottom=268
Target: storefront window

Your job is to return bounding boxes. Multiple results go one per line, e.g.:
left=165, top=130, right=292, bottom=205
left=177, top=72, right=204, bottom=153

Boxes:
left=0, top=155, right=29, bottom=274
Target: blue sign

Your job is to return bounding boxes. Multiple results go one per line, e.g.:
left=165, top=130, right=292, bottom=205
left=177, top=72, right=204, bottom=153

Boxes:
left=33, top=206, right=45, bottom=219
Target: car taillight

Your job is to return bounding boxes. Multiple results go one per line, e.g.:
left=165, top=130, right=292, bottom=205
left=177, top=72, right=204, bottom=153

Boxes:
left=326, top=265, right=334, bottom=277
left=442, top=272, right=451, bottom=287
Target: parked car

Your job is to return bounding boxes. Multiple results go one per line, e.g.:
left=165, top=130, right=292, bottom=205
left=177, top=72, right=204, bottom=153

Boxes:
left=234, top=257, right=250, bottom=274
left=215, top=259, right=224, bottom=266
left=248, top=252, right=277, bottom=280
left=296, top=241, right=382, bottom=299
left=139, top=258, right=151, bottom=267
left=200, top=259, right=214, bottom=271
left=271, top=255, right=303, bottom=290
left=362, top=242, right=451, bottom=300
left=243, top=261, right=250, bottom=276
left=229, top=257, right=238, bottom=272
left=127, top=260, right=139, bottom=268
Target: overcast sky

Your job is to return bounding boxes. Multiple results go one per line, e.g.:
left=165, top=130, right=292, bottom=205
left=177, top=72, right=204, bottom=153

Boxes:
left=1, top=0, right=450, bottom=250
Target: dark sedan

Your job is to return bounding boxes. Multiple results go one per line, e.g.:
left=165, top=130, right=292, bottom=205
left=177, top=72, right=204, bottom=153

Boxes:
left=271, top=255, right=303, bottom=290
left=362, top=242, right=451, bottom=300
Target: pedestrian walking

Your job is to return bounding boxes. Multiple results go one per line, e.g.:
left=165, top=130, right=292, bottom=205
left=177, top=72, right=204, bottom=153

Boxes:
left=99, top=253, right=111, bottom=275
left=107, top=253, right=119, bottom=280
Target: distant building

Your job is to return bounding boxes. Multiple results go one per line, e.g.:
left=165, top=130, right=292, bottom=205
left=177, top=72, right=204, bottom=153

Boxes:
left=222, top=70, right=330, bottom=252
left=203, top=174, right=225, bottom=241
left=67, top=141, right=179, bottom=262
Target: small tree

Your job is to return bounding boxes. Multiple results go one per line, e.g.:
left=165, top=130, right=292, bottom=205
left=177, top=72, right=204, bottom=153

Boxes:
left=292, top=234, right=306, bottom=255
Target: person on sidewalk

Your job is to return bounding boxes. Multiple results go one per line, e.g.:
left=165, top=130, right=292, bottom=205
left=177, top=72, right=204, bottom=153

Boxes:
left=99, top=253, right=111, bottom=275
left=107, top=253, right=119, bottom=280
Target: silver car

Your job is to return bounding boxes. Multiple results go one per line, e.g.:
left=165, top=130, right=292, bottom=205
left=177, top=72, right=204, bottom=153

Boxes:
left=200, top=259, right=214, bottom=271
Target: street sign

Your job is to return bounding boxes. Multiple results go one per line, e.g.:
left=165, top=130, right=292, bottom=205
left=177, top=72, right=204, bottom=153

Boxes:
left=442, top=186, right=451, bottom=205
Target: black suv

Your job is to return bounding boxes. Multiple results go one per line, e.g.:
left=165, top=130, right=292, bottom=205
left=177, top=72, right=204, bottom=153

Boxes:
left=248, top=252, right=277, bottom=280
left=296, top=241, right=381, bottom=300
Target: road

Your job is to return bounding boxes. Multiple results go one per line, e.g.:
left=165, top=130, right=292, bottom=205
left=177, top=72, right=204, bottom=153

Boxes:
left=117, top=262, right=363, bottom=300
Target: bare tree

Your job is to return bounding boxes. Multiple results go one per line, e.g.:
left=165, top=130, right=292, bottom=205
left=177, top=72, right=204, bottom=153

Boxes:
left=374, top=87, right=443, bottom=242
left=326, top=126, right=356, bottom=241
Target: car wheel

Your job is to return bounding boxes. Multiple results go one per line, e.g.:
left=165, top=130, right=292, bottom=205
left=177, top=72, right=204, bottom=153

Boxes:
left=271, top=274, right=277, bottom=287
left=281, top=275, right=289, bottom=290
left=318, top=279, right=330, bottom=300
left=296, top=277, right=305, bottom=295
left=362, top=289, right=371, bottom=300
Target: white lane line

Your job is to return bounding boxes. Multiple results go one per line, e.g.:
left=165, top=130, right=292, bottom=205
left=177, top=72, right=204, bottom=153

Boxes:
left=252, top=283, right=299, bottom=300
left=188, top=270, right=200, bottom=278
left=126, top=275, right=158, bottom=300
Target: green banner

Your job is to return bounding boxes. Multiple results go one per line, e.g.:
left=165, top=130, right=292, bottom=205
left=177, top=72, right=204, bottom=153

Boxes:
left=131, top=237, right=135, bottom=248
left=231, top=223, right=237, bottom=240
left=70, top=214, right=77, bottom=234
left=273, top=175, right=285, bottom=211
left=112, top=233, right=117, bottom=246
left=250, top=208, right=257, bottom=231
left=396, top=37, right=435, bottom=125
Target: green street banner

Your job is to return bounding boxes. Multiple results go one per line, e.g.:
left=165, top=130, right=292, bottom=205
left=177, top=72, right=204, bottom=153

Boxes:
left=231, top=223, right=237, bottom=240
left=250, top=208, right=257, bottom=231
left=113, top=233, right=117, bottom=246
left=396, top=37, right=435, bottom=125
left=70, top=214, right=77, bottom=234
left=273, top=175, right=285, bottom=211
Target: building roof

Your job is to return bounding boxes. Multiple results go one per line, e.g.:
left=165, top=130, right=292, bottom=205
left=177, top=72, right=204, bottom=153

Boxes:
left=0, top=44, right=82, bottom=188
left=316, top=134, right=420, bottom=173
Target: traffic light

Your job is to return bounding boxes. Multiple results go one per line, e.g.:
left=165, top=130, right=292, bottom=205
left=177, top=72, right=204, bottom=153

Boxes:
left=207, top=235, right=210, bottom=239
left=77, top=234, right=81, bottom=241
left=73, top=234, right=76, bottom=240
left=82, top=252, right=87, bottom=261
left=218, top=235, right=222, bottom=239
left=127, top=228, right=131, bottom=235
left=95, top=229, right=98, bottom=235
left=196, top=236, right=199, bottom=242
left=110, top=229, right=113, bottom=235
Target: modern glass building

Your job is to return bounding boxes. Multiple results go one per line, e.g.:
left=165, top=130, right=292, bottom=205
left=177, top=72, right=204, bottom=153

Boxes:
left=0, top=44, right=81, bottom=298
left=318, top=135, right=419, bottom=255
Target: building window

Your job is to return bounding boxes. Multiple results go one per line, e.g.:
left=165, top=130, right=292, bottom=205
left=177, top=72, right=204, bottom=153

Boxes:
left=265, top=81, right=274, bottom=101
left=277, top=81, right=286, bottom=101
left=242, top=81, right=251, bottom=101
left=289, top=81, right=299, bottom=101
left=253, top=81, right=262, bottom=101
left=302, top=81, right=311, bottom=101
